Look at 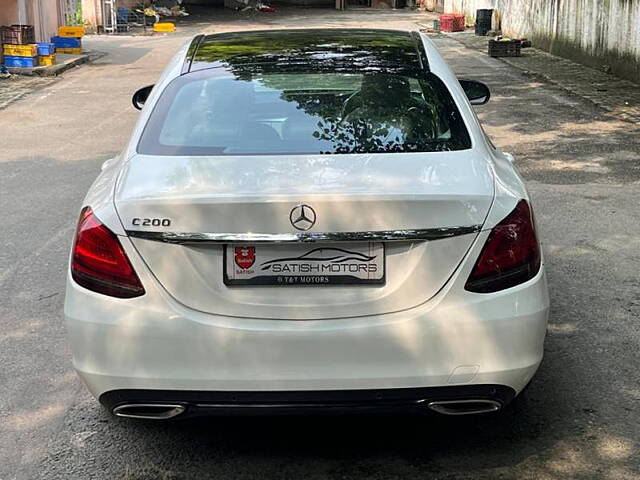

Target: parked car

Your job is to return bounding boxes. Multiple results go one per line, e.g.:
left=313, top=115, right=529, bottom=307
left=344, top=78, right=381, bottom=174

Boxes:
left=64, top=29, right=549, bottom=420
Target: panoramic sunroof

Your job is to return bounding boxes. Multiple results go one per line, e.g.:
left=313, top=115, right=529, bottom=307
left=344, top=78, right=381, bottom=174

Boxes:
left=187, top=29, right=425, bottom=75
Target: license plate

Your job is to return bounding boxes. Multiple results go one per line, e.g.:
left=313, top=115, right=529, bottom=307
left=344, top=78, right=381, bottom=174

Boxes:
left=224, top=242, right=385, bottom=286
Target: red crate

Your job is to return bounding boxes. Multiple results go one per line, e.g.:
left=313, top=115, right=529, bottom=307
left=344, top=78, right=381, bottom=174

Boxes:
left=439, top=14, right=465, bottom=33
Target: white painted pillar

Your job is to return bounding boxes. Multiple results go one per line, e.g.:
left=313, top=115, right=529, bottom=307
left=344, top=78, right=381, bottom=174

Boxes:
left=17, top=0, right=28, bottom=24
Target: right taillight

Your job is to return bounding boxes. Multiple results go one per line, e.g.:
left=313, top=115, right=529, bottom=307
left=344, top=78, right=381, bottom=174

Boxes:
left=71, top=207, right=145, bottom=298
left=465, top=199, right=541, bottom=293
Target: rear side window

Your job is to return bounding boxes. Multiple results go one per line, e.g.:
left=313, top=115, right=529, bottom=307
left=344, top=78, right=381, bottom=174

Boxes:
left=138, top=70, right=471, bottom=155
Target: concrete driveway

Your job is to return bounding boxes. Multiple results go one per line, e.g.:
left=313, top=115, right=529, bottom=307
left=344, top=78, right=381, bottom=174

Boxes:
left=1, top=7, right=639, bottom=480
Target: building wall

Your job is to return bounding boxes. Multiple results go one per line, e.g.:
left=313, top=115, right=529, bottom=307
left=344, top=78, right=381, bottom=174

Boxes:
left=82, top=0, right=132, bottom=31
left=0, top=0, right=21, bottom=25
left=185, top=0, right=332, bottom=5
left=80, top=0, right=101, bottom=31
left=0, top=0, right=62, bottom=42
left=444, top=0, right=640, bottom=82
left=30, top=0, right=63, bottom=41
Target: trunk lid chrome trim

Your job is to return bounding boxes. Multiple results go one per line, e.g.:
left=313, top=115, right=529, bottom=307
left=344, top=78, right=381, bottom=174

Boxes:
left=126, top=226, right=481, bottom=244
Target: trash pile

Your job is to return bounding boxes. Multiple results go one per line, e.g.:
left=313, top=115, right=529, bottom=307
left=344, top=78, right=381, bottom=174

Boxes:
left=138, top=0, right=189, bottom=23
left=256, top=3, right=276, bottom=13
left=227, top=0, right=277, bottom=13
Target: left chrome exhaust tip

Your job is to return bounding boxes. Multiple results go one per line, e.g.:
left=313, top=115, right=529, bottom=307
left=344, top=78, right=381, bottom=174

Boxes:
left=427, top=399, right=501, bottom=416
left=112, top=403, right=186, bottom=420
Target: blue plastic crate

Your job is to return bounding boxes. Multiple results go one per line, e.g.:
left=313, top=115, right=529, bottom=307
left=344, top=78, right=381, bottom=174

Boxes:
left=4, top=55, right=38, bottom=68
left=50, top=36, right=81, bottom=48
left=37, top=42, right=55, bottom=55
left=117, top=7, right=130, bottom=24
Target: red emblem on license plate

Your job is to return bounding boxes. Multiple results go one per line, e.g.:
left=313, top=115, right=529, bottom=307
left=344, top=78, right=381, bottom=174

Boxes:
left=234, top=246, right=255, bottom=269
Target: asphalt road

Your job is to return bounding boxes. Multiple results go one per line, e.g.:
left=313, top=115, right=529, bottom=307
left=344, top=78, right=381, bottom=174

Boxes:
left=1, top=9, right=639, bottom=480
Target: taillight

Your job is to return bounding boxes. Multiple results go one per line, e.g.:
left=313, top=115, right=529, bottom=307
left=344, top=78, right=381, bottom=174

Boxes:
left=465, top=200, right=541, bottom=293
left=71, top=207, right=145, bottom=298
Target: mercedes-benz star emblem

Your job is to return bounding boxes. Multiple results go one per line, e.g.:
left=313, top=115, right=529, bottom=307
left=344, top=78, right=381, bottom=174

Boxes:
left=290, top=204, right=316, bottom=231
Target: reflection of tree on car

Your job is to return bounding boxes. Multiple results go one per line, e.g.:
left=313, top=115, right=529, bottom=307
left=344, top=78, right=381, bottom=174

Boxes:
left=140, top=29, right=472, bottom=157
left=193, top=29, right=423, bottom=75
left=187, top=29, right=470, bottom=154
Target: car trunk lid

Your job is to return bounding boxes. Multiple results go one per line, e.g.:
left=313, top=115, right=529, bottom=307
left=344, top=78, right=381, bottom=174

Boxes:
left=116, top=152, right=494, bottom=319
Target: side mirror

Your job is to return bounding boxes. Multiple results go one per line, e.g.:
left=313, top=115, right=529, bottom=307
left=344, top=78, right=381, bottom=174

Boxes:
left=459, top=80, right=491, bottom=105
left=132, top=85, right=154, bottom=110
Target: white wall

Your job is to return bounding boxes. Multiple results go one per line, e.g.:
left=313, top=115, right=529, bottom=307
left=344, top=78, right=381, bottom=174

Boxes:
left=31, top=0, right=63, bottom=41
left=445, top=0, right=640, bottom=82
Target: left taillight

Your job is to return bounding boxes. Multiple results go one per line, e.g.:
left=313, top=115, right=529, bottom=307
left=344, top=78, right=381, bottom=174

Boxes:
left=465, top=199, right=541, bottom=293
left=71, top=207, right=145, bottom=298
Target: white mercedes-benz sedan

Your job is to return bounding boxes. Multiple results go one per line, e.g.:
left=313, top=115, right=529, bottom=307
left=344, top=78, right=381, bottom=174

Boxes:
left=64, top=29, right=549, bottom=420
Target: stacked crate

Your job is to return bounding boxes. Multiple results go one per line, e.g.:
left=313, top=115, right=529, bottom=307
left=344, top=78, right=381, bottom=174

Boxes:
left=52, top=26, right=84, bottom=55
left=37, top=42, right=56, bottom=66
left=1, top=25, right=38, bottom=68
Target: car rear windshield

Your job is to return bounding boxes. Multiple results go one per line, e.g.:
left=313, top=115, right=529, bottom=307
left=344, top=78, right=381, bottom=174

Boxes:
left=137, top=70, right=471, bottom=156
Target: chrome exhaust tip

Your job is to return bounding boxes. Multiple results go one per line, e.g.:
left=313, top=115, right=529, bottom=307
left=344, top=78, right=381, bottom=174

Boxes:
left=427, top=399, right=501, bottom=416
left=112, top=403, right=186, bottom=420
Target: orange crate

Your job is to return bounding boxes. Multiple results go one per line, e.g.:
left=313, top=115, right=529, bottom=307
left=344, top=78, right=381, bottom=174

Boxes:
left=153, top=22, right=176, bottom=33
left=38, top=54, right=56, bottom=66
left=58, top=26, right=85, bottom=37
left=56, top=47, right=82, bottom=55
left=3, top=43, right=37, bottom=56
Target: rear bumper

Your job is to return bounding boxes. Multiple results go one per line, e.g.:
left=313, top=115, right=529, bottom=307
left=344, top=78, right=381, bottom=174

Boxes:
left=100, top=385, right=516, bottom=418
left=65, top=257, right=549, bottom=400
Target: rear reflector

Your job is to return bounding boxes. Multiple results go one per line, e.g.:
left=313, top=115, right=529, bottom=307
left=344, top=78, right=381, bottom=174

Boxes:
left=465, top=200, right=541, bottom=293
left=71, top=207, right=145, bottom=298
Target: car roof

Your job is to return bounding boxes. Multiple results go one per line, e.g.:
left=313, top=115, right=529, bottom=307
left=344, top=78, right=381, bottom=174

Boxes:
left=182, top=29, right=428, bottom=76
